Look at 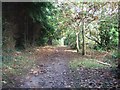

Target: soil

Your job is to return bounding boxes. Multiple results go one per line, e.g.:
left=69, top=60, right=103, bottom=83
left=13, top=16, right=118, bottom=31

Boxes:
left=19, top=46, right=119, bottom=88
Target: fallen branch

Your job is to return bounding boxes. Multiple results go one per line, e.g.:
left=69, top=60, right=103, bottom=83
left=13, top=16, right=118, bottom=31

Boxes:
left=96, top=60, right=112, bottom=67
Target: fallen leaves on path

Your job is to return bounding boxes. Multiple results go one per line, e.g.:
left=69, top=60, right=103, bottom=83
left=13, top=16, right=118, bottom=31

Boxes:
left=2, top=46, right=119, bottom=88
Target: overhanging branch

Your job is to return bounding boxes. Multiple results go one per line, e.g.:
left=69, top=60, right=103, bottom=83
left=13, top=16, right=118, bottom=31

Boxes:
left=86, top=35, right=101, bottom=45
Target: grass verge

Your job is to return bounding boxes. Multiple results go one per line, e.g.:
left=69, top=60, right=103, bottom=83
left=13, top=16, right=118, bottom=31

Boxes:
left=69, top=58, right=116, bottom=69
left=2, top=50, right=36, bottom=87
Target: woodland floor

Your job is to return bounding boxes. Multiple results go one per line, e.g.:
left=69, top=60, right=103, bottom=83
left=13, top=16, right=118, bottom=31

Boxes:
left=3, top=46, right=120, bottom=88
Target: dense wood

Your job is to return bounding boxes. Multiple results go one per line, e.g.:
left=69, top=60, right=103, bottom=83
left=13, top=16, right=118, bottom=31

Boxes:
left=2, top=2, right=50, bottom=49
left=2, top=2, right=119, bottom=88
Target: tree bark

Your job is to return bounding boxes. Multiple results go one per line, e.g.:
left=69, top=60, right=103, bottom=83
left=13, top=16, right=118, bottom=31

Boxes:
left=76, top=32, right=80, bottom=53
left=82, top=21, right=86, bottom=55
left=117, top=28, right=120, bottom=79
left=47, top=37, right=52, bottom=45
left=81, top=3, right=86, bottom=55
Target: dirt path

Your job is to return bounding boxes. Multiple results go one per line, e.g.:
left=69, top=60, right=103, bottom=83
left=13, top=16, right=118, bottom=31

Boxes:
left=21, top=46, right=73, bottom=88
left=20, top=46, right=118, bottom=88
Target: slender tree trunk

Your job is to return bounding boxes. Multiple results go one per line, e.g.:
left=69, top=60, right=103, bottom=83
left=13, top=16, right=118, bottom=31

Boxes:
left=118, top=23, right=120, bottom=79
left=24, top=15, right=29, bottom=48
left=24, top=16, right=27, bottom=48
left=26, top=16, right=29, bottom=46
left=81, top=3, right=86, bottom=55
left=82, top=21, right=86, bottom=55
left=48, top=36, right=52, bottom=45
left=76, top=32, right=80, bottom=53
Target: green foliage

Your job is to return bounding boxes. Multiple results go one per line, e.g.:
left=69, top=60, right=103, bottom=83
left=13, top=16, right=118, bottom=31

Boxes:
left=36, top=37, right=47, bottom=46
left=26, top=2, right=119, bottom=51
left=52, top=39, right=61, bottom=46
left=3, top=2, right=119, bottom=51
left=64, top=31, right=77, bottom=49
left=112, top=51, right=120, bottom=59
left=97, top=15, right=118, bottom=50
left=28, top=2, right=56, bottom=45
left=52, top=2, right=118, bottom=51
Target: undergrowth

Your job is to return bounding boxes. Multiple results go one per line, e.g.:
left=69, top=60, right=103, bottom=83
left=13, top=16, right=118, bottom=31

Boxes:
left=2, top=49, right=36, bottom=87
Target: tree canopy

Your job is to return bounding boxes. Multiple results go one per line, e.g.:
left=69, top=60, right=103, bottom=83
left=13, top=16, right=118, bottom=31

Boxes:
left=2, top=2, right=118, bottom=51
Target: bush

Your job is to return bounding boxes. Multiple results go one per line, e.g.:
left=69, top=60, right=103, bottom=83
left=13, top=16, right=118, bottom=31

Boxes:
left=52, top=39, right=61, bottom=46
left=3, top=22, right=16, bottom=51
left=64, top=32, right=77, bottom=49
left=112, top=51, right=120, bottom=59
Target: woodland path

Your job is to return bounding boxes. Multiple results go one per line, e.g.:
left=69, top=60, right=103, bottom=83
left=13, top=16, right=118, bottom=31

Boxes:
left=20, top=46, right=118, bottom=88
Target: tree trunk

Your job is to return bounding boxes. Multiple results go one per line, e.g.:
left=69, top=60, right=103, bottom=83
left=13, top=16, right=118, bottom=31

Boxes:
left=118, top=27, right=120, bottom=58
left=76, top=32, right=80, bottom=53
left=24, top=15, right=29, bottom=48
left=82, top=21, right=86, bottom=55
left=48, top=37, right=52, bottom=45
left=24, top=16, right=27, bottom=48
